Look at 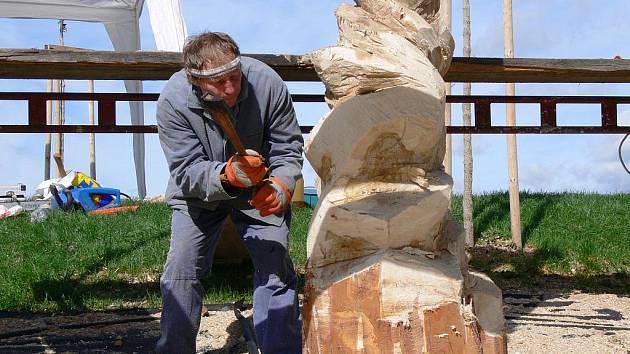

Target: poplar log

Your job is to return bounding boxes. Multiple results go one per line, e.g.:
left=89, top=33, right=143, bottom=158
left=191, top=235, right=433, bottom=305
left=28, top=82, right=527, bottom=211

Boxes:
left=306, top=87, right=445, bottom=184
left=390, top=0, right=441, bottom=24
left=303, top=0, right=506, bottom=352
left=355, top=0, right=454, bottom=75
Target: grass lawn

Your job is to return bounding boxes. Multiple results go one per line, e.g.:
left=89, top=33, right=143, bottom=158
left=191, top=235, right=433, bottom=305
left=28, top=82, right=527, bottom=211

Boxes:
left=0, top=192, right=628, bottom=312
left=452, top=192, right=630, bottom=279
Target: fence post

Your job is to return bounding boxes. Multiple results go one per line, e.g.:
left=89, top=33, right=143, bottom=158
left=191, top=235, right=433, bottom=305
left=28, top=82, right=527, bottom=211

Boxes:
left=504, top=0, right=522, bottom=250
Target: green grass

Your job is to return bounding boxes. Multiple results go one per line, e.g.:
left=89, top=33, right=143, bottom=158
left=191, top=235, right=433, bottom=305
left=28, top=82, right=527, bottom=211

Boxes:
left=0, top=203, right=314, bottom=312
left=0, top=203, right=171, bottom=312
left=0, top=192, right=628, bottom=312
left=452, top=192, right=630, bottom=288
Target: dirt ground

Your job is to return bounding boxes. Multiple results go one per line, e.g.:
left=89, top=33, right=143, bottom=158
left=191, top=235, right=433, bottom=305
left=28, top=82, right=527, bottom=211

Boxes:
left=0, top=287, right=628, bottom=353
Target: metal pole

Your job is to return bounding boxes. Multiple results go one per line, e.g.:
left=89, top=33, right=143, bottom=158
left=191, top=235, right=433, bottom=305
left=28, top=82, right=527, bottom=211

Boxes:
left=503, top=0, right=523, bottom=250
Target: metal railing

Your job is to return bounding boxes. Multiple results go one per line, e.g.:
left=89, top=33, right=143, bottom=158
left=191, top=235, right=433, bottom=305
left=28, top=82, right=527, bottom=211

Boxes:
left=0, top=92, right=629, bottom=134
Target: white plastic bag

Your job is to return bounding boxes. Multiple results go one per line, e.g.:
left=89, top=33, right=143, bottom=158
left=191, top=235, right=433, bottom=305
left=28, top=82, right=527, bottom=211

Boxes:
left=0, top=205, right=23, bottom=220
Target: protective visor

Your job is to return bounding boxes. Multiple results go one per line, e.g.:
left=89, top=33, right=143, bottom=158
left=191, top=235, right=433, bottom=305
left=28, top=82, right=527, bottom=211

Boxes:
left=188, top=56, right=241, bottom=79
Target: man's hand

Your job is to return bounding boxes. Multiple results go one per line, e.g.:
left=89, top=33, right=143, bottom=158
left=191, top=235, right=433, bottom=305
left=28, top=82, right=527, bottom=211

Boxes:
left=225, top=149, right=268, bottom=188
left=250, top=176, right=292, bottom=216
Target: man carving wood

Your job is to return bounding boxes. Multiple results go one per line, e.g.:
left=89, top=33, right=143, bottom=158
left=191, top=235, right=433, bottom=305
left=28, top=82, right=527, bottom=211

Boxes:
left=155, top=32, right=303, bottom=354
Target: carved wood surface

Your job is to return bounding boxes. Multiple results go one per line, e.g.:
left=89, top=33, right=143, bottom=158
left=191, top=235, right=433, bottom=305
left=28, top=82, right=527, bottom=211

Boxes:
left=303, top=1, right=506, bottom=352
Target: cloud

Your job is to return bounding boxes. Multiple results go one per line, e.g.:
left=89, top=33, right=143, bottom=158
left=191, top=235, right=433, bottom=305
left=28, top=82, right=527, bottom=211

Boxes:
left=582, top=135, right=630, bottom=192
left=520, top=162, right=555, bottom=190
left=519, top=135, right=630, bottom=193
left=451, top=133, right=496, bottom=158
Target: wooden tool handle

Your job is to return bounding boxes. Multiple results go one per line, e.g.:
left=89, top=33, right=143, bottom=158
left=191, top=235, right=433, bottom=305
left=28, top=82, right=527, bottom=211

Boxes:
left=211, top=109, right=247, bottom=156
left=53, top=153, right=67, bottom=177
left=89, top=205, right=139, bottom=215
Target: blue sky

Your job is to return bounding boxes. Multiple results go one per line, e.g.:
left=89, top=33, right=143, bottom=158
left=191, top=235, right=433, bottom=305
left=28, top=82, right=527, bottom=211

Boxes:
left=0, top=0, right=629, bottom=198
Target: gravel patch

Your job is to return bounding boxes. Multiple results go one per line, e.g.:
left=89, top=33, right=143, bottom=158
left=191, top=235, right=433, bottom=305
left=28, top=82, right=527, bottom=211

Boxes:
left=505, top=291, right=630, bottom=354
left=1, top=291, right=628, bottom=353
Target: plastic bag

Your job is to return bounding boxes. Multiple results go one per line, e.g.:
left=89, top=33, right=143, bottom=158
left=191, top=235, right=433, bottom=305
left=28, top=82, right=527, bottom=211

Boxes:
left=0, top=205, right=23, bottom=220
left=30, top=204, right=53, bottom=223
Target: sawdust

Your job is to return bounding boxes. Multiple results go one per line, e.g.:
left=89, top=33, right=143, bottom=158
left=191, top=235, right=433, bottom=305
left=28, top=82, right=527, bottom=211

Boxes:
left=0, top=289, right=628, bottom=353
left=504, top=291, right=630, bottom=354
left=0, top=306, right=251, bottom=353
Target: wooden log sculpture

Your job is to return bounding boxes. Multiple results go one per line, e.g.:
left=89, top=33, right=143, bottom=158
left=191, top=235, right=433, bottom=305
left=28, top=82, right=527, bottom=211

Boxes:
left=302, top=1, right=506, bottom=353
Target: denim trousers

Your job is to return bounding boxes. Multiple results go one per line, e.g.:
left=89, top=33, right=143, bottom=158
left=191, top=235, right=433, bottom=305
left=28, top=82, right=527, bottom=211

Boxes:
left=155, top=206, right=302, bottom=354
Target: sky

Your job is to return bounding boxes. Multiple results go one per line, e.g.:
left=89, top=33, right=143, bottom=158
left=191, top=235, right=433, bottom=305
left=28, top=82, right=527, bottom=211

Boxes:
left=0, top=0, right=629, bottom=198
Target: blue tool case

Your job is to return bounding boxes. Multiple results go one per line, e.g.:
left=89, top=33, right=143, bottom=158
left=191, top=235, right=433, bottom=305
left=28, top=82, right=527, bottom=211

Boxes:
left=51, top=187, right=121, bottom=212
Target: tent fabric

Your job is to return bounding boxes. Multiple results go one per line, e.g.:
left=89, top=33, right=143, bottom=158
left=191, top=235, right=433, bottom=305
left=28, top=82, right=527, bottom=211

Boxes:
left=102, top=7, right=147, bottom=200
left=146, top=0, right=187, bottom=51
left=0, top=0, right=188, bottom=199
left=0, top=0, right=141, bottom=23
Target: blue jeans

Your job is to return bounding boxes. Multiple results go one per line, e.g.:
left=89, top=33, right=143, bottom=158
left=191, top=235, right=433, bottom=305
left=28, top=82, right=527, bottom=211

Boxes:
left=156, top=206, right=302, bottom=354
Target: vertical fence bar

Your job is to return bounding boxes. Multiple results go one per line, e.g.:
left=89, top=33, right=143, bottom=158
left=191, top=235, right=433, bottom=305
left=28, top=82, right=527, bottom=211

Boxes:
left=601, top=101, right=618, bottom=127
left=98, top=98, right=117, bottom=128
left=28, top=96, right=47, bottom=126
left=474, top=101, right=492, bottom=127
left=540, top=100, right=557, bottom=127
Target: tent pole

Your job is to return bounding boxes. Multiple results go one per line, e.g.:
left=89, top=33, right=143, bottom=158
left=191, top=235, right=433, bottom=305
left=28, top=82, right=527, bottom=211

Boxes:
left=88, top=80, right=96, bottom=180
left=56, top=19, right=66, bottom=177
left=44, top=79, right=52, bottom=180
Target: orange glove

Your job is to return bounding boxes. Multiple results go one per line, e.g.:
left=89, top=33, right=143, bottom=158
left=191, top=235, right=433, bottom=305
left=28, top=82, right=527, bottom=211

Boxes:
left=250, top=176, right=292, bottom=217
left=225, top=149, right=268, bottom=188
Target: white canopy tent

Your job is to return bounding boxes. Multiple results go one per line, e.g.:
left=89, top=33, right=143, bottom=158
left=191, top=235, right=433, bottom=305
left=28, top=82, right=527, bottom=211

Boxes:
left=0, top=0, right=188, bottom=198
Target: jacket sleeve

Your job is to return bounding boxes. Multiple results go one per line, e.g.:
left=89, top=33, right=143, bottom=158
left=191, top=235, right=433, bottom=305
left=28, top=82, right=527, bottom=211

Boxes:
left=157, top=99, right=237, bottom=202
left=265, top=81, right=304, bottom=194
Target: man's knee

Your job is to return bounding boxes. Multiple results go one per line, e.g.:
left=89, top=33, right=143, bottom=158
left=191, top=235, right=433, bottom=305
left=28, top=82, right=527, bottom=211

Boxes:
left=248, top=241, right=297, bottom=285
left=162, top=245, right=204, bottom=280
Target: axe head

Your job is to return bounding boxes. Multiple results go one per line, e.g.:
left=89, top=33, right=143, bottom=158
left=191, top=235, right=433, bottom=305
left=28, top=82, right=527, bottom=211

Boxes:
left=201, top=92, right=230, bottom=111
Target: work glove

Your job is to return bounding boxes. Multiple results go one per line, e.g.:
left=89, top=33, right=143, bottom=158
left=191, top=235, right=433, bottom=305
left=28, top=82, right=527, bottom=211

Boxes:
left=250, top=176, right=292, bottom=217
left=225, top=149, right=268, bottom=188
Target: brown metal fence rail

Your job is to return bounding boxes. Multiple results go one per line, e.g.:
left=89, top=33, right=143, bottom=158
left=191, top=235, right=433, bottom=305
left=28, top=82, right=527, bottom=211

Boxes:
left=0, top=92, right=629, bottom=134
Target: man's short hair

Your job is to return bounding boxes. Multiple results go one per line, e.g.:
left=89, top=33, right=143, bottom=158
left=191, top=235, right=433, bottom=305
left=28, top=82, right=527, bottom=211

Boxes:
left=182, top=32, right=241, bottom=82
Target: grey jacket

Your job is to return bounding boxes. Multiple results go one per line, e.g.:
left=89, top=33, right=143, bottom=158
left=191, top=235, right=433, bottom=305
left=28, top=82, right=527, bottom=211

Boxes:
left=157, top=57, right=304, bottom=225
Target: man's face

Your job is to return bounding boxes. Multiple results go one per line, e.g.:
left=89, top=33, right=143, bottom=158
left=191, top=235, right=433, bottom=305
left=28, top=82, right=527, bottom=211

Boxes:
left=194, top=58, right=242, bottom=108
